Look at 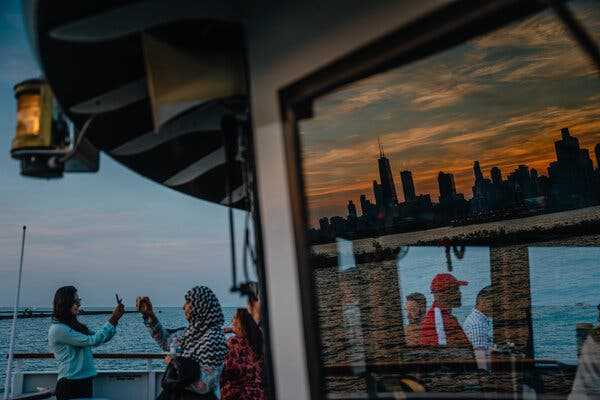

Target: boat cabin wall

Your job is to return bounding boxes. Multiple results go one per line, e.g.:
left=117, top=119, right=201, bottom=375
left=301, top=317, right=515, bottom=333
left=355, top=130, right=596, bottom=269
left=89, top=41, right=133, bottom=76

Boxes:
left=241, top=2, right=445, bottom=399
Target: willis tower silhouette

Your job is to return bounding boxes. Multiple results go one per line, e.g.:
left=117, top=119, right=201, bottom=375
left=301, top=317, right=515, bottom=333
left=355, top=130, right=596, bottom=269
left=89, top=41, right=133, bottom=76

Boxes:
left=377, top=138, right=399, bottom=209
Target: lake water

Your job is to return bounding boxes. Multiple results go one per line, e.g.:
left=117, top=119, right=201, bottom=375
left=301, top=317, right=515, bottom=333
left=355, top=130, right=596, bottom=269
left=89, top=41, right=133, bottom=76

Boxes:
left=0, top=307, right=237, bottom=394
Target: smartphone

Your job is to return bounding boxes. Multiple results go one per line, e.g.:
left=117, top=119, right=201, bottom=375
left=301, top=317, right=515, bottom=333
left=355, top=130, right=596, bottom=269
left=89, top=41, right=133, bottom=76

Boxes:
left=115, top=294, right=123, bottom=305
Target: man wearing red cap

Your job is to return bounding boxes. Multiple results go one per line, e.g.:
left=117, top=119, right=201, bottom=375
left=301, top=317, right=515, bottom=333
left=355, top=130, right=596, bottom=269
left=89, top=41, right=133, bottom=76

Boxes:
left=419, top=273, right=470, bottom=347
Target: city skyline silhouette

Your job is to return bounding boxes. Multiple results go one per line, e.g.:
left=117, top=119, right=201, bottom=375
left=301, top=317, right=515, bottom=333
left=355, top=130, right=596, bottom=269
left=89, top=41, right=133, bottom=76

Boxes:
left=308, top=128, right=600, bottom=240
left=299, top=2, right=600, bottom=227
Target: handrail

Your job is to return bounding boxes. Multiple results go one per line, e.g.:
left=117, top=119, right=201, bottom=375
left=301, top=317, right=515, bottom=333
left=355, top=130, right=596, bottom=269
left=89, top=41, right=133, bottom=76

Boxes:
left=322, top=358, right=571, bottom=376
left=10, top=353, right=165, bottom=360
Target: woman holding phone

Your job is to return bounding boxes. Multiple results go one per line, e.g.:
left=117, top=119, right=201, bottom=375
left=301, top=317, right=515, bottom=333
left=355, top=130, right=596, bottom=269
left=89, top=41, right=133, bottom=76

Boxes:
left=48, top=286, right=125, bottom=400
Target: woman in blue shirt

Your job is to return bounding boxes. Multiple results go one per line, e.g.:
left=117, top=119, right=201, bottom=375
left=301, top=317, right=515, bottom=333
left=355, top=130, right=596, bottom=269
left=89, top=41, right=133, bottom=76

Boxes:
left=48, top=286, right=124, bottom=400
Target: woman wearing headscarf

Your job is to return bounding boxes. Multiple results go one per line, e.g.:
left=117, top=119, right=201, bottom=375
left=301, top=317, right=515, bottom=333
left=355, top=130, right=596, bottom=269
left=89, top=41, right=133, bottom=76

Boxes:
left=48, top=286, right=125, bottom=400
left=137, top=286, right=227, bottom=399
left=221, top=308, right=266, bottom=400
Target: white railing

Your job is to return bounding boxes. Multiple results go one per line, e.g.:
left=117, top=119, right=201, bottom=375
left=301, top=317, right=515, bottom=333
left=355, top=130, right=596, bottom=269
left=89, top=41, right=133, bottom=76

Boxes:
left=7, top=353, right=166, bottom=400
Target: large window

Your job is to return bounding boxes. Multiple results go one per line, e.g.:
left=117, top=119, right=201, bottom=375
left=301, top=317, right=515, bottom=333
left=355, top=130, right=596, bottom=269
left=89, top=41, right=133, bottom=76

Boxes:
left=285, top=1, right=600, bottom=398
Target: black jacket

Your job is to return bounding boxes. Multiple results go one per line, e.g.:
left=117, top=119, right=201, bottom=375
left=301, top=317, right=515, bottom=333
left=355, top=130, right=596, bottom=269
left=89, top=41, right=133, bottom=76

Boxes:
left=157, top=357, right=216, bottom=400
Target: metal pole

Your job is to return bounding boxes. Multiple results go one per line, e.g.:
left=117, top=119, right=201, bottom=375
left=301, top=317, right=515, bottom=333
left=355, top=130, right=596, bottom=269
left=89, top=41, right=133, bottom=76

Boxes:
left=4, top=226, right=27, bottom=399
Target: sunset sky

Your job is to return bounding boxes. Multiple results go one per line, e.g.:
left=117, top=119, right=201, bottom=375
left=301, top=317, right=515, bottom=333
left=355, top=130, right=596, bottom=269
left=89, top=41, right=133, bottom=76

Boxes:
left=300, top=1, right=600, bottom=226
left=0, top=1, right=250, bottom=308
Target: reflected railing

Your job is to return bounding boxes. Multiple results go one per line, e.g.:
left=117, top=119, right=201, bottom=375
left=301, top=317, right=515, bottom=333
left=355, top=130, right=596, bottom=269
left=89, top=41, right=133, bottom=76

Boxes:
left=322, top=357, right=576, bottom=399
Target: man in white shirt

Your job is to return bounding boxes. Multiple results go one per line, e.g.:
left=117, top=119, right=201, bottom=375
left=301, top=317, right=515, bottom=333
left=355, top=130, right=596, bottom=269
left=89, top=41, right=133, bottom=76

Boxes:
left=569, top=329, right=600, bottom=400
left=463, top=286, right=494, bottom=370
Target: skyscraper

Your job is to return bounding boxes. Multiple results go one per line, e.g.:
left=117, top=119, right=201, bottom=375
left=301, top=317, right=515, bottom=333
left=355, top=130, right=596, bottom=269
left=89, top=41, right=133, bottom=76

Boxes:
left=319, top=217, right=330, bottom=232
left=595, top=143, right=600, bottom=170
left=515, top=165, right=532, bottom=197
left=377, top=140, right=399, bottom=208
left=489, top=166, right=505, bottom=209
left=438, top=172, right=456, bottom=202
left=491, top=167, right=502, bottom=186
left=373, top=180, right=383, bottom=210
left=347, top=200, right=358, bottom=218
left=472, top=161, right=492, bottom=211
left=473, top=161, right=484, bottom=183
left=359, top=194, right=369, bottom=216
left=548, top=128, right=595, bottom=207
left=400, top=170, right=416, bottom=202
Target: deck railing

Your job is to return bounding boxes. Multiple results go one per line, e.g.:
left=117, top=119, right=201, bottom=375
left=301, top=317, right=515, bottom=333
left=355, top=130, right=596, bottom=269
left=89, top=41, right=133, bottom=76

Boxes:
left=6, top=353, right=167, bottom=400
left=9, top=352, right=166, bottom=375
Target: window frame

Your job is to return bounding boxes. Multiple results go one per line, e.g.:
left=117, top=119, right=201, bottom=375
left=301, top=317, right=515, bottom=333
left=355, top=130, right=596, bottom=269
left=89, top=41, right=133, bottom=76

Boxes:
left=277, top=0, right=559, bottom=398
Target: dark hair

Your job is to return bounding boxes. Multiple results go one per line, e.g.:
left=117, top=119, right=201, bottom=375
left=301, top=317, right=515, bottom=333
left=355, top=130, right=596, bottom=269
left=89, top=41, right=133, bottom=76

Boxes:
left=235, top=308, right=263, bottom=357
left=476, top=286, right=494, bottom=305
left=245, top=281, right=260, bottom=305
left=52, top=286, right=90, bottom=335
left=406, top=292, right=426, bottom=307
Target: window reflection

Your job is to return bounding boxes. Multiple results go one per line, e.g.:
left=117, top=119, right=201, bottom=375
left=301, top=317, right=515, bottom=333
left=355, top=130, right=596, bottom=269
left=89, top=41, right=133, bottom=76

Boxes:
left=530, top=247, right=600, bottom=364
left=314, top=242, right=600, bottom=397
left=299, top=0, right=600, bottom=397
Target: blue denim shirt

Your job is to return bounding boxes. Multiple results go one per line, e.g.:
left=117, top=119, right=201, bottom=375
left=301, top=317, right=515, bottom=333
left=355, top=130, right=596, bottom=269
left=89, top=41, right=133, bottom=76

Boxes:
left=48, top=322, right=116, bottom=380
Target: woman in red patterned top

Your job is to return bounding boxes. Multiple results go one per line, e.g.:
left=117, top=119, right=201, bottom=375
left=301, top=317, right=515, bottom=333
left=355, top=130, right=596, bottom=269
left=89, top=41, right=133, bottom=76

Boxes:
left=221, top=308, right=266, bottom=400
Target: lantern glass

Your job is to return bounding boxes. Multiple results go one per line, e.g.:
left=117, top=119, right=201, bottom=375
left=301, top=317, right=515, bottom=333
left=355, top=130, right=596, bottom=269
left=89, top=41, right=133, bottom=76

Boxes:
left=16, top=93, right=41, bottom=136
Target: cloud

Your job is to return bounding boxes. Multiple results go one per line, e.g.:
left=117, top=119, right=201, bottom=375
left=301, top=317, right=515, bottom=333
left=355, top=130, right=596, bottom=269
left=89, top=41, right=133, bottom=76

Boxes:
left=315, top=62, right=490, bottom=118
left=459, top=58, right=518, bottom=79
left=334, top=87, right=396, bottom=114
left=474, top=12, right=571, bottom=50
left=395, top=81, right=487, bottom=111
left=304, top=120, right=473, bottom=170
left=470, top=5, right=600, bottom=82
left=315, top=4, right=600, bottom=122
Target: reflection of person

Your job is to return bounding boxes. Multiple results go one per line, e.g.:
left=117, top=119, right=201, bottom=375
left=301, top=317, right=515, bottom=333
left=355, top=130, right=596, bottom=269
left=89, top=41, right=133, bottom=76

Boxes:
left=49, top=286, right=124, bottom=400
left=419, top=274, right=470, bottom=347
left=246, top=282, right=262, bottom=327
left=224, top=283, right=262, bottom=335
left=568, top=328, right=600, bottom=400
left=405, top=293, right=426, bottom=346
left=463, top=286, right=494, bottom=370
left=221, top=308, right=266, bottom=400
left=137, top=286, right=227, bottom=399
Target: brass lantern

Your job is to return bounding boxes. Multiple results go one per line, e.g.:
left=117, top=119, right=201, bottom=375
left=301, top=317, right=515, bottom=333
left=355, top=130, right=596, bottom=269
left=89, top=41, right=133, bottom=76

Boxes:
left=11, top=79, right=54, bottom=156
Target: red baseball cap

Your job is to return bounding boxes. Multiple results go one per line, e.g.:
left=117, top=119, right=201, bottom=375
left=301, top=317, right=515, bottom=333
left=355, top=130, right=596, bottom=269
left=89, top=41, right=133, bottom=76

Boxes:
left=430, top=273, right=468, bottom=293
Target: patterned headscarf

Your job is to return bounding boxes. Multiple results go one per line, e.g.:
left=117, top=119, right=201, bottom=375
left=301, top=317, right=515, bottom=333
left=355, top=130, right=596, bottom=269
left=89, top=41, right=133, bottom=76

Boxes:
left=180, top=286, right=227, bottom=368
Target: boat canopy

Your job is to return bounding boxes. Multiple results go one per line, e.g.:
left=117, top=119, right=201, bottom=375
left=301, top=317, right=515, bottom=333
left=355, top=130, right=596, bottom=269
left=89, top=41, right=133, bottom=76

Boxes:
left=24, top=1, right=250, bottom=209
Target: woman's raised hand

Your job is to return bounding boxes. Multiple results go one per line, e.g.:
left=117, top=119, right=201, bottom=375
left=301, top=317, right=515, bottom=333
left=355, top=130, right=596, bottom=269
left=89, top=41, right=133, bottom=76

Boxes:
left=136, top=296, right=155, bottom=319
left=109, top=303, right=125, bottom=326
